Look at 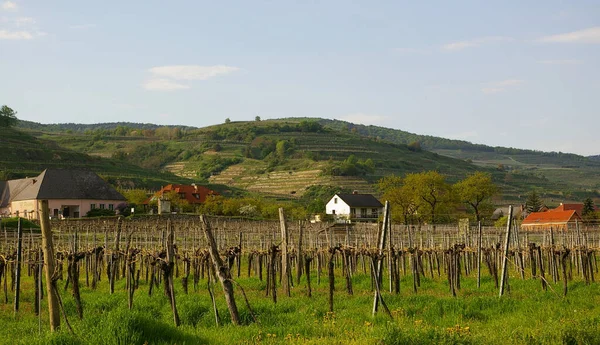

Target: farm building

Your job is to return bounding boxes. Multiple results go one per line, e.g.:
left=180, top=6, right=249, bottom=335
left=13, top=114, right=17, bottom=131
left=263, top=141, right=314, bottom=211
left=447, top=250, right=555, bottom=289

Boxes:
left=146, top=184, right=219, bottom=213
left=521, top=210, right=582, bottom=231
left=0, top=169, right=126, bottom=220
left=325, top=192, right=383, bottom=223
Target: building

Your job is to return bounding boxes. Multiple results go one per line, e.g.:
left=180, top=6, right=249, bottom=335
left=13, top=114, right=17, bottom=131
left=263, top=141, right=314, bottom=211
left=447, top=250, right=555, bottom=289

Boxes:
left=552, top=203, right=584, bottom=216
left=0, top=169, right=126, bottom=220
left=325, top=192, right=383, bottom=223
left=521, top=210, right=582, bottom=231
left=146, top=184, right=219, bottom=213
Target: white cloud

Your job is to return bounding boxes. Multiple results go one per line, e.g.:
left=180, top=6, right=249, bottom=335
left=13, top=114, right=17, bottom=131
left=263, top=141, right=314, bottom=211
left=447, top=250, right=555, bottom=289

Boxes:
left=539, top=27, right=600, bottom=43
left=142, top=78, right=190, bottom=91
left=14, top=16, right=34, bottom=26
left=1, top=1, right=17, bottom=10
left=0, top=29, right=33, bottom=40
left=339, top=113, right=389, bottom=125
left=442, top=36, right=513, bottom=51
left=537, top=59, right=582, bottom=65
left=481, top=79, right=524, bottom=94
left=148, top=65, right=239, bottom=81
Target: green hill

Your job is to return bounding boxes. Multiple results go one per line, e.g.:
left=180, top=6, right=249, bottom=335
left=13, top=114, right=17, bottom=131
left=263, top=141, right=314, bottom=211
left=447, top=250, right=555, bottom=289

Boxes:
left=0, top=126, right=192, bottom=189
left=13, top=118, right=566, bottom=203
left=10, top=117, right=598, bottom=204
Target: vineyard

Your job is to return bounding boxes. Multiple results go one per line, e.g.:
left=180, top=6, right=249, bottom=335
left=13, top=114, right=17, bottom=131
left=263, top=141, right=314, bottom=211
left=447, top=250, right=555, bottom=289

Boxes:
left=1, top=204, right=600, bottom=344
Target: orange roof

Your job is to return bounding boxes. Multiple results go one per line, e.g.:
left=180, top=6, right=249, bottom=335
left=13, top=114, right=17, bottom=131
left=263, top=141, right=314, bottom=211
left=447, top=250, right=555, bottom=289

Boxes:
left=522, top=210, right=581, bottom=226
left=551, top=203, right=583, bottom=216
left=148, top=184, right=219, bottom=204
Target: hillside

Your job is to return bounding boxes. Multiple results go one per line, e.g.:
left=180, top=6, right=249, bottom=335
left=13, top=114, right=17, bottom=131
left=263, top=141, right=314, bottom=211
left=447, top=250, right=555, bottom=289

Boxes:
left=0, top=126, right=193, bottom=189
left=13, top=118, right=568, bottom=203
left=304, top=118, right=600, bottom=196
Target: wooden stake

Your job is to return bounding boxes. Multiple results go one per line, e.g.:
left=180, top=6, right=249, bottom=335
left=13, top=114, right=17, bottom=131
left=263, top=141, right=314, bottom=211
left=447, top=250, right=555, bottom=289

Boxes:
left=39, top=200, right=60, bottom=331
left=200, top=215, right=240, bottom=325
left=499, top=205, right=513, bottom=297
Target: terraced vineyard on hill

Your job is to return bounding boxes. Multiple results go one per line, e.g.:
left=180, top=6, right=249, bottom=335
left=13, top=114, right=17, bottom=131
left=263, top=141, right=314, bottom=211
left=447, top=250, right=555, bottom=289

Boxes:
left=7, top=118, right=598, bottom=205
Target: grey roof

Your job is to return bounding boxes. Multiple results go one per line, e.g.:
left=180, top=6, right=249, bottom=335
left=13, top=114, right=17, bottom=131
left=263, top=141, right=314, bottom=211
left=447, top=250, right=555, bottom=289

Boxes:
left=336, top=193, right=383, bottom=208
left=6, top=169, right=125, bottom=202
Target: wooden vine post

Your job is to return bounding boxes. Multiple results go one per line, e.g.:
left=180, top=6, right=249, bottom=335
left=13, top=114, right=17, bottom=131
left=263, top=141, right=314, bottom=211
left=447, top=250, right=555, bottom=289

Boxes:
left=499, top=205, right=513, bottom=297
left=372, top=201, right=390, bottom=315
left=166, top=219, right=180, bottom=326
left=279, top=208, right=291, bottom=297
left=39, top=200, right=60, bottom=331
left=200, top=215, right=240, bottom=325
left=477, top=221, right=482, bottom=288
left=14, top=217, right=22, bottom=313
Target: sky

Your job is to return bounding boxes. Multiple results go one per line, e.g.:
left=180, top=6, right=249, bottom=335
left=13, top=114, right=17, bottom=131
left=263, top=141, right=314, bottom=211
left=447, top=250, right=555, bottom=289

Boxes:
left=1, top=1, right=599, bottom=155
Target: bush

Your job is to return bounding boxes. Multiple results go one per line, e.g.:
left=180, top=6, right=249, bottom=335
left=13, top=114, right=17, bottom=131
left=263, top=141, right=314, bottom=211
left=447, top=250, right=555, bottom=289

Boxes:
left=0, top=217, right=39, bottom=229
left=86, top=209, right=116, bottom=217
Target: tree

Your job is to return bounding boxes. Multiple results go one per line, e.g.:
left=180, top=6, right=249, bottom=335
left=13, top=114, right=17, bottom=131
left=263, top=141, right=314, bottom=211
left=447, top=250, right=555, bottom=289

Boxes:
left=525, top=191, right=542, bottom=213
left=255, top=115, right=261, bottom=121
left=404, top=171, right=451, bottom=225
left=225, top=118, right=231, bottom=124
left=583, top=198, right=595, bottom=216
left=378, top=175, right=421, bottom=225
left=0, top=105, right=18, bottom=127
left=582, top=197, right=596, bottom=222
left=454, top=172, right=498, bottom=223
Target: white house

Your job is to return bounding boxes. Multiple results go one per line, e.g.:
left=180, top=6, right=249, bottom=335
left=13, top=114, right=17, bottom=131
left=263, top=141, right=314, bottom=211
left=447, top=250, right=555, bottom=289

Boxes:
left=325, top=192, right=383, bottom=223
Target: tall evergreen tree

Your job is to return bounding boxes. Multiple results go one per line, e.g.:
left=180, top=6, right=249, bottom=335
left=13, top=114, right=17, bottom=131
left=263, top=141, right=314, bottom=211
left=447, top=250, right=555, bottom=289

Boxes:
left=525, top=191, right=542, bottom=213
left=583, top=198, right=595, bottom=217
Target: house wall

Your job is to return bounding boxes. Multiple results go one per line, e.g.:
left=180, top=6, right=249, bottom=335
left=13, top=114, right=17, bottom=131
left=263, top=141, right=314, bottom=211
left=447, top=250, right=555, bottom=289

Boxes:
left=326, top=195, right=351, bottom=218
left=520, top=221, right=577, bottom=231
left=8, top=199, right=125, bottom=220
left=325, top=195, right=382, bottom=222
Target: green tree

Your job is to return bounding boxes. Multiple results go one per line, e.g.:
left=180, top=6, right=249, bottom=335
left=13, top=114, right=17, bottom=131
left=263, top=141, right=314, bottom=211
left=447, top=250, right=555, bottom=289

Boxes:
left=255, top=115, right=261, bottom=121
left=404, top=171, right=451, bottom=225
left=276, top=140, right=289, bottom=159
left=583, top=198, right=595, bottom=216
left=453, top=172, right=498, bottom=223
left=225, top=118, right=231, bottom=124
left=582, top=197, right=596, bottom=222
left=525, top=191, right=542, bottom=213
left=0, top=105, right=18, bottom=127
left=378, top=175, right=420, bottom=224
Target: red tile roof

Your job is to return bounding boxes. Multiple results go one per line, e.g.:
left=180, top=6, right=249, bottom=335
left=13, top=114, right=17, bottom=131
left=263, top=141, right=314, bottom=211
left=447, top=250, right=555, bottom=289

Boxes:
left=150, top=184, right=219, bottom=204
left=522, top=210, right=582, bottom=227
left=551, top=203, right=584, bottom=216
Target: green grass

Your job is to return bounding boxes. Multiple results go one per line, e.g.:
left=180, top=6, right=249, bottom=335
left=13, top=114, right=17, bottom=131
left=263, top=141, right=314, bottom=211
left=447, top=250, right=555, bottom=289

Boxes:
left=0, top=217, right=40, bottom=229
left=2, top=265, right=600, bottom=345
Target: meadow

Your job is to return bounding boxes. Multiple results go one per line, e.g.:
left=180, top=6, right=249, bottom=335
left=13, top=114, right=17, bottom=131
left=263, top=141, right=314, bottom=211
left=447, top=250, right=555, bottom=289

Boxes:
left=2, top=215, right=600, bottom=345
left=2, top=263, right=600, bottom=345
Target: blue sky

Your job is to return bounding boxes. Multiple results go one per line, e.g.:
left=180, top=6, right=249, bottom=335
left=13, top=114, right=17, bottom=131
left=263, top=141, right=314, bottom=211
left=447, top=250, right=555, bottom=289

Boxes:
left=1, top=1, right=599, bottom=155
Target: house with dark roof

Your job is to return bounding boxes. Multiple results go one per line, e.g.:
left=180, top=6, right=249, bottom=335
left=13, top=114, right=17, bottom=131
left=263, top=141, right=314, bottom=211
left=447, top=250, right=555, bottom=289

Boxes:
left=0, top=169, right=126, bottom=219
left=325, top=192, right=383, bottom=223
left=146, top=184, right=219, bottom=213
left=521, top=210, right=582, bottom=231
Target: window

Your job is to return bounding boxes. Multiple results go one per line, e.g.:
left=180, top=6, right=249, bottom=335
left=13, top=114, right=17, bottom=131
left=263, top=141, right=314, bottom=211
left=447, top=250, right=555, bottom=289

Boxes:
left=334, top=198, right=338, bottom=204
left=108, top=204, right=114, bottom=211
left=193, top=193, right=200, bottom=199
left=90, top=204, right=96, bottom=210
left=100, top=204, right=105, bottom=209
left=372, top=208, right=378, bottom=216
left=350, top=208, right=356, bottom=216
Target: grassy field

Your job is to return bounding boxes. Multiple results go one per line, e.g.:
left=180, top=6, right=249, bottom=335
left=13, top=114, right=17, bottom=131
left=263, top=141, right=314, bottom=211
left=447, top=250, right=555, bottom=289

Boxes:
left=3, top=265, right=600, bottom=345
